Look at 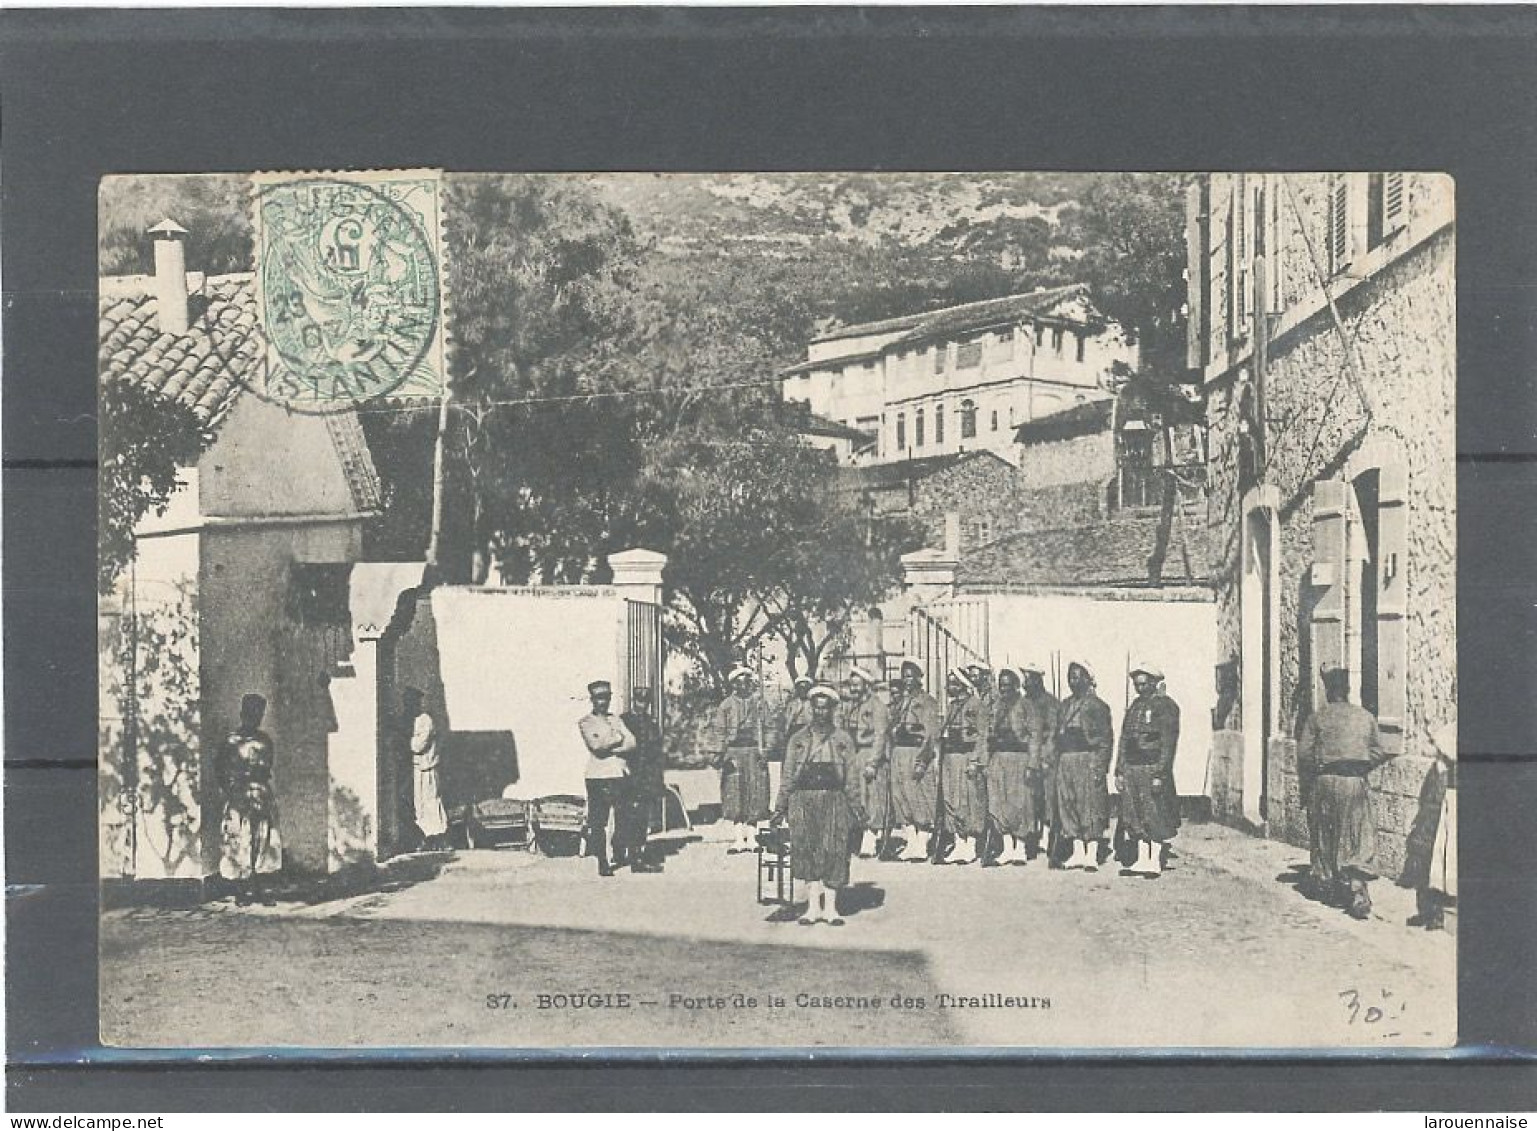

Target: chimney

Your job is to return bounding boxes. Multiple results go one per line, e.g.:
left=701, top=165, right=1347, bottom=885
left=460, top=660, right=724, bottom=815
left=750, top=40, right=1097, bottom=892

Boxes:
left=148, top=218, right=190, bottom=335
left=944, top=511, right=961, bottom=557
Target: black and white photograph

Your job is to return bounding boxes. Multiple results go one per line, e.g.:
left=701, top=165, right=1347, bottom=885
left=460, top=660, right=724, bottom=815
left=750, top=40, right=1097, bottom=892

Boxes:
left=96, top=169, right=1458, bottom=1050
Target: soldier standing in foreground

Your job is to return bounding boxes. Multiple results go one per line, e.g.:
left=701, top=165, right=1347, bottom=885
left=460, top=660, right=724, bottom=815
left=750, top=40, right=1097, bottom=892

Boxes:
left=931, top=667, right=990, bottom=865
left=984, top=667, right=1034, bottom=866
left=839, top=666, right=890, bottom=858
left=890, top=660, right=941, bottom=863
left=1019, top=662, right=1060, bottom=861
left=618, top=685, right=666, bottom=873
left=710, top=666, right=779, bottom=854
left=1114, top=663, right=1181, bottom=878
left=1055, top=661, right=1115, bottom=871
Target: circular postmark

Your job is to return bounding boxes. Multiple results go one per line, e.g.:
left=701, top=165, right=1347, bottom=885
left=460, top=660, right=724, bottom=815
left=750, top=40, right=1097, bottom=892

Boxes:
left=231, top=176, right=442, bottom=415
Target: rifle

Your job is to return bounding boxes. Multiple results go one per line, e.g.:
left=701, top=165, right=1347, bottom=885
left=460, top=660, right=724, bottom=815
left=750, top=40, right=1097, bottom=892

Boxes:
left=930, top=696, right=968, bottom=859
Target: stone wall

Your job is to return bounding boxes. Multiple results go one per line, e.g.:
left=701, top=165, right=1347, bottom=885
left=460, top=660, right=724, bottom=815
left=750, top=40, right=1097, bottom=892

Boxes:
left=1205, top=209, right=1456, bottom=879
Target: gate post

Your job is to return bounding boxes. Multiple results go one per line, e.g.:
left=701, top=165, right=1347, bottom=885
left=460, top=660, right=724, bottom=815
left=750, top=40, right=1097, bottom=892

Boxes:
left=609, top=548, right=668, bottom=606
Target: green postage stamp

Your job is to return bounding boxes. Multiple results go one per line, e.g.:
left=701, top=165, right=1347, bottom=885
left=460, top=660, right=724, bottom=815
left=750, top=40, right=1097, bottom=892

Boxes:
left=250, top=170, right=446, bottom=411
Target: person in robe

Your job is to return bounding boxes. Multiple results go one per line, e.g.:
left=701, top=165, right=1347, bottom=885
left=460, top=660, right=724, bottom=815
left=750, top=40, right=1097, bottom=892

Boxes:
left=218, top=693, right=284, bottom=906
left=1055, top=662, right=1115, bottom=871
left=839, top=666, right=891, bottom=859
left=888, top=660, right=941, bottom=862
left=1020, top=662, right=1061, bottom=861
left=577, top=679, right=636, bottom=878
left=930, top=667, right=990, bottom=865
left=404, top=687, right=448, bottom=852
left=618, top=685, right=666, bottom=873
left=773, top=684, right=863, bottom=926
left=1299, top=666, right=1396, bottom=918
left=967, top=663, right=996, bottom=715
left=984, top=667, right=1034, bottom=866
left=710, top=666, right=780, bottom=853
left=781, top=674, right=816, bottom=748
left=1114, top=663, right=1181, bottom=878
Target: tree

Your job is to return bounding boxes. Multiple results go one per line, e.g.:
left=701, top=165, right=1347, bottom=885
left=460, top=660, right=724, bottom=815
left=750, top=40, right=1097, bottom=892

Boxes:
left=440, top=174, right=648, bottom=583
left=99, top=174, right=252, bottom=276
left=98, top=379, right=214, bottom=594
left=1068, top=173, right=1201, bottom=582
left=660, top=414, right=919, bottom=692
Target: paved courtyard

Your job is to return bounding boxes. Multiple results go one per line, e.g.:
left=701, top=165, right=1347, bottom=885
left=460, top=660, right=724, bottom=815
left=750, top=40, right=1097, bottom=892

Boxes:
left=99, top=822, right=1454, bottom=1050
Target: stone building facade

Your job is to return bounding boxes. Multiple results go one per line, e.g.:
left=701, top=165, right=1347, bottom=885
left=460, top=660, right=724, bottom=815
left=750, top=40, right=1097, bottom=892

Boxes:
left=1193, top=172, right=1456, bottom=877
left=781, top=285, right=1135, bottom=465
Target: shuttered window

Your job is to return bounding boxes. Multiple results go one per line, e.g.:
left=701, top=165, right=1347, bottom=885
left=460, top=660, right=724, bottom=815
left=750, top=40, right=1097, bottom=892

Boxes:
left=896, top=413, right=906, bottom=451
left=1383, top=172, right=1405, bottom=230
left=933, top=346, right=947, bottom=374
left=935, top=403, right=945, bottom=445
left=915, top=408, right=925, bottom=447
left=960, top=399, right=978, bottom=439
left=1327, top=174, right=1352, bottom=276
left=957, top=339, right=983, bottom=369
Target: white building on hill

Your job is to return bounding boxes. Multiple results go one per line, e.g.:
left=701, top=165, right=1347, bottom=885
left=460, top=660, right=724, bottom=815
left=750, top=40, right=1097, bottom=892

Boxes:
left=780, top=284, right=1137, bottom=465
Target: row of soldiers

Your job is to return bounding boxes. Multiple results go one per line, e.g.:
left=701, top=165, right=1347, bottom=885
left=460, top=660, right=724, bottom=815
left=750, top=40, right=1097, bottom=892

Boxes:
left=708, top=657, right=1181, bottom=876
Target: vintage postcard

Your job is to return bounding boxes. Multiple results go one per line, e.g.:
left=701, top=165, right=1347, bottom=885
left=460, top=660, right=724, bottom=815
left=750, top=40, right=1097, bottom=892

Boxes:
left=98, top=170, right=1456, bottom=1049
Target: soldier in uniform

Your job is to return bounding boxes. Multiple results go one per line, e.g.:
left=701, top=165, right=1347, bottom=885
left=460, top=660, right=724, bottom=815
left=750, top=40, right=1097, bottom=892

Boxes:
left=781, top=675, right=816, bottom=746
left=773, top=685, right=863, bottom=927
left=710, top=666, right=780, bottom=854
left=1299, top=666, right=1396, bottom=918
left=1055, top=661, right=1115, bottom=871
left=1114, top=662, right=1181, bottom=878
left=578, top=680, right=636, bottom=877
left=1019, top=662, right=1060, bottom=861
left=618, top=685, right=666, bottom=873
left=218, top=693, right=284, bottom=905
left=930, top=667, right=990, bottom=865
left=968, top=663, right=996, bottom=715
left=839, top=666, right=890, bottom=858
left=889, top=660, right=941, bottom=862
left=985, top=667, right=1034, bottom=866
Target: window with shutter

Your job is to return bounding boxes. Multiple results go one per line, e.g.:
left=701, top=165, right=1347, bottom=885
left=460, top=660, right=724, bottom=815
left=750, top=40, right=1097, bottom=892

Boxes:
left=1309, top=478, right=1350, bottom=710
left=933, top=346, right=946, bottom=375
left=957, top=340, right=982, bottom=369
left=1382, top=172, right=1406, bottom=234
left=896, top=413, right=906, bottom=451
left=915, top=408, right=925, bottom=448
left=1327, top=174, right=1351, bottom=276
left=935, top=403, right=945, bottom=445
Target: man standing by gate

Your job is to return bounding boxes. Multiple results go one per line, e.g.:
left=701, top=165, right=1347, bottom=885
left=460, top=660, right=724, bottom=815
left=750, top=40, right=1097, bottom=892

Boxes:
left=578, top=680, right=636, bottom=878
left=618, top=685, right=665, bottom=874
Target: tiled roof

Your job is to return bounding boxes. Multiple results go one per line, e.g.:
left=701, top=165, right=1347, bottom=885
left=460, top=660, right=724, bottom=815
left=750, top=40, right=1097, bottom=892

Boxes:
left=833, top=450, right=1011, bottom=492
left=957, top=508, right=1212, bottom=589
left=800, top=412, right=876, bottom=443
left=810, top=284, right=1092, bottom=346
left=99, top=275, right=260, bottom=426
left=99, top=274, right=382, bottom=514
left=1013, top=398, right=1114, bottom=445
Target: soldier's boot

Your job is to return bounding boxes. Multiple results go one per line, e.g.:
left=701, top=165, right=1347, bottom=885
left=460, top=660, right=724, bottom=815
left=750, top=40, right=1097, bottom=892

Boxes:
left=1063, top=839, right=1086, bottom=870
left=1126, top=839, right=1151, bottom=875
left=899, top=826, right=925, bottom=861
left=860, top=829, right=879, bottom=858
left=1146, top=841, right=1165, bottom=877
left=949, top=836, right=977, bottom=865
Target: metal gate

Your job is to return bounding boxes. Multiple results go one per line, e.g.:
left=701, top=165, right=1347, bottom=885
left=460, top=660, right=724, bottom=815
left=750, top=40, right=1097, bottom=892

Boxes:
left=624, top=599, right=665, bottom=725
left=907, top=597, right=989, bottom=709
